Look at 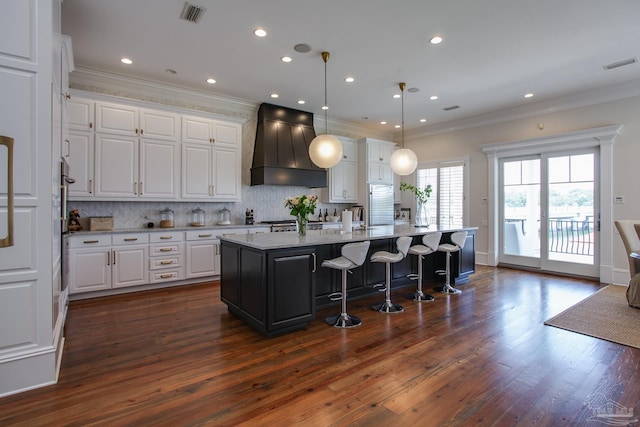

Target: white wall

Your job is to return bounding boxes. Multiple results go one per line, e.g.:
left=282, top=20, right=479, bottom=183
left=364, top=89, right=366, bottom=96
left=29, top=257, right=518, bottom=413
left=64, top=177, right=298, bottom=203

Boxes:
left=404, top=94, right=640, bottom=283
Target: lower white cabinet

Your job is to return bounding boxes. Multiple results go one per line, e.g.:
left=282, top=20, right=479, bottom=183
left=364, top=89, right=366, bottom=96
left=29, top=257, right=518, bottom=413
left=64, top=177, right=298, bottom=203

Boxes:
left=186, top=230, right=220, bottom=278
left=149, top=231, right=184, bottom=283
left=68, top=233, right=149, bottom=293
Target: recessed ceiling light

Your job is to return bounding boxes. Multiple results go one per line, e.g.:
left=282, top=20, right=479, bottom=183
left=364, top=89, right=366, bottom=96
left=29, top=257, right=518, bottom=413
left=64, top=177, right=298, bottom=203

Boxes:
left=297, top=100, right=305, bottom=104
left=408, top=87, right=420, bottom=93
left=254, top=28, right=267, bottom=37
left=281, top=56, right=292, bottom=63
left=394, top=125, right=401, bottom=129
left=430, top=95, right=439, bottom=100
left=270, top=93, right=279, bottom=98
left=344, top=76, right=355, bottom=83
left=120, top=57, right=133, bottom=65
left=393, top=94, right=401, bottom=99
left=322, top=105, right=329, bottom=110
left=206, top=78, right=216, bottom=84
left=429, top=35, right=443, bottom=45
left=380, top=121, right=387, bottom=125
left=420, top=118, right=427, bottom=123
left=524, top=93, right=534, bottom=98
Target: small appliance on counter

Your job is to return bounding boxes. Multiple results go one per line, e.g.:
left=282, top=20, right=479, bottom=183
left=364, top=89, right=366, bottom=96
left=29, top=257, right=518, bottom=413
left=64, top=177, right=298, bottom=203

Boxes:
left=159, top=207, right=175, bottom=228
left=245, top=209, right=254, bottom=225
left=217, top=207, right=231, bottom=225
left=190, top=207, right=205, bottom=227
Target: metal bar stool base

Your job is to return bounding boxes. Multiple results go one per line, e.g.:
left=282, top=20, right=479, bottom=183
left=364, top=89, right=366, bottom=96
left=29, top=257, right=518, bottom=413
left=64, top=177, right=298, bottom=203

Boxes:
left=441, top=284, right=462, bottom=294
left=325, top=313, right=362, bottom=328
left=371, top=300, right=404, bottom=313
left=405, top=291, right=435, bottom=302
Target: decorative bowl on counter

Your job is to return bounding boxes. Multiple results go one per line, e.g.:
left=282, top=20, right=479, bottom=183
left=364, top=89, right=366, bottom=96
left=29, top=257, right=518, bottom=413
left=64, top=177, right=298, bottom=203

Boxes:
left=326, top=215, right=340, bottom=222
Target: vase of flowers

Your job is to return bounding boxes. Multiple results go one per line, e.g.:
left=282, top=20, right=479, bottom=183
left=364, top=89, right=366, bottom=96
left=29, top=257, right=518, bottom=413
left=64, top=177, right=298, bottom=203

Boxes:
left=399, top=182, right=432, bottom=226
left=285, top=194, right=318, bottom=235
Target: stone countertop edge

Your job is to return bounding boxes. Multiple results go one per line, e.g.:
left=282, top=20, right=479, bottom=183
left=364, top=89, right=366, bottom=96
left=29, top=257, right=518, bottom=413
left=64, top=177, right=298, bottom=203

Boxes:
left=218, top=225, right=478, bottom=250
left=65, top=223, right=272, bottom=236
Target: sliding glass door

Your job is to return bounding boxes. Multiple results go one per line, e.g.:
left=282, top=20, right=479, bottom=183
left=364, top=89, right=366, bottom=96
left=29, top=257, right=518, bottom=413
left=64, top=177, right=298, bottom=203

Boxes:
left=499, top=149, right=599, bottom=277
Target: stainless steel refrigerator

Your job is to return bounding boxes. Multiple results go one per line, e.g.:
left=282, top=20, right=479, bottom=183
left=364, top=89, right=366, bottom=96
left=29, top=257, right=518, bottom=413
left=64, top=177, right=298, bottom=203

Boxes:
left=368, top=184, right=394, bottom=225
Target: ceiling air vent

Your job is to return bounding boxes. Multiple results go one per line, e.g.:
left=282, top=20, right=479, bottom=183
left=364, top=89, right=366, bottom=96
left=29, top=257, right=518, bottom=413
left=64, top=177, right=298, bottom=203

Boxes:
left=180, top=2, right=206, bottom=23
left=443, top=105, right=460, bottom=111
left=603, top=57, right=638, bottom=70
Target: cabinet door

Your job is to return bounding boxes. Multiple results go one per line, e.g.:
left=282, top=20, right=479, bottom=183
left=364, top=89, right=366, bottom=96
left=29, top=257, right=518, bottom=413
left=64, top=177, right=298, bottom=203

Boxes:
left=140, top=108, right=179, bottom=141
left=213, top=121, right=240, bottom=147
left=181, top=143, right=213, bottom=199
left=342, top=161, right=358, bottom=201
left=67, top=131, right=94, bottom=198
left=95, top=134, right=138, bottom=198
left=182, top=116, right=212, bottom=144
left=330, top=162, right=347, bottom=201
left=67, top=97, right=94, bottom=131
left=186, top=240, right=219, bottom=278
left=139, top=139, right=179, bottom=199
left=96, top=102, right=139, bottom=136
left=212, top=147, right=240, bottom=201
left=68, top=248, right=111, bottom=293
left=268, top=247, right=316, bottom=330
left=112, top=245, right=148, bottom=288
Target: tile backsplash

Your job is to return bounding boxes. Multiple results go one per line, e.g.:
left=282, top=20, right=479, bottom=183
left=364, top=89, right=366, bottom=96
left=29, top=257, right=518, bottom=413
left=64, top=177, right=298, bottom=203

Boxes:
left=70, top=186, right=352, bottom=229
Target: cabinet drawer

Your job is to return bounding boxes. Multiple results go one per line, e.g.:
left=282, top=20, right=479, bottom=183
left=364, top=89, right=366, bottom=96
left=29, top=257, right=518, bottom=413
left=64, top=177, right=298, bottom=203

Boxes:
left=149, top=255, right=183, bottom=270
left=112, top=233, right=149, bottom=245
left=150, top=231, right=184, bottom=243
left=149, top=269, right=184, bottom=283
left=185, top=230, right=217, bottom=241
left=67, top=235, right=111, bottom=248
left=150, top=242, right=183, bottom=256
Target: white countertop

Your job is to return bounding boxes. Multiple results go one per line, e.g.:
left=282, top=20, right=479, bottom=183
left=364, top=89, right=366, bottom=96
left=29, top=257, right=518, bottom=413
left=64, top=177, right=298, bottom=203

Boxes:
left=218, top=224, right=477, bottom=250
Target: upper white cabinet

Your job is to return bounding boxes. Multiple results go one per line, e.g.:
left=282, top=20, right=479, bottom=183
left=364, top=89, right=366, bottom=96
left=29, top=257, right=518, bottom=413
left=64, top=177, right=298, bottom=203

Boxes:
left=359, top=138, right=394, bottom=184
left=66, top=92, right=242, bottom=202
left=68, top=97, right=95, bottom=131
left=182, top=115, right=240, bottom=147
left=323, top=137, right=358, bottom=203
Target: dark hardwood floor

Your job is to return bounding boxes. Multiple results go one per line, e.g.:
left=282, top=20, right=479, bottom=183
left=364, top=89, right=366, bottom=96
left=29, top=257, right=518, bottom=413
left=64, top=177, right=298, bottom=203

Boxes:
left=2, top=266, right=639, bottom=426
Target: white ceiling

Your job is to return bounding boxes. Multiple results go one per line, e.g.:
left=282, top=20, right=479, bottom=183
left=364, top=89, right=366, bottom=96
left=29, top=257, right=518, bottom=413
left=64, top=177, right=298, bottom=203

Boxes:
left=62, top=0, right=640, bottom=133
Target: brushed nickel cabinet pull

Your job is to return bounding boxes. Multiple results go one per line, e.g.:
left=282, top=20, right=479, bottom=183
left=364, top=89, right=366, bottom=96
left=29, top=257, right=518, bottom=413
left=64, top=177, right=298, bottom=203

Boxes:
left=89, top=179, right=93, bottom=194
left=160, top=236, right=173, bottom=240
left=124, top=237, right=138, bottom=242
left=160, top=273, right=173, bottom=279
left=83, top=240, right=99, bottom=244
left=89, top=122, right=93, bottom=129
left=134, top=182, right=137, bottom=195
left=113, top=250, right=116, bottom=265
left=0, top=136, right=14, bottom=248
left=198, top=234, right=212, bottom=238
left=312, top=253, right=317, bottom=272
left=139, top=182, right=142, bottom=196
left=160, top=260, right=173, bottom=265
left=140, top=129, right=144, bottom=135
left=160, top=247, right=173, bottom=252
left=107, top=251, right=110, bottom=266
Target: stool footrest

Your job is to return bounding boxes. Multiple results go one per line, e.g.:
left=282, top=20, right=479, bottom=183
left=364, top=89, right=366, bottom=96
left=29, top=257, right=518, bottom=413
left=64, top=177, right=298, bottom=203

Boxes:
left=328, top=292, right=343, bottom=302
left=406, top=274, right=419, bottom=280
left=372, top=283, right=387, bottom=292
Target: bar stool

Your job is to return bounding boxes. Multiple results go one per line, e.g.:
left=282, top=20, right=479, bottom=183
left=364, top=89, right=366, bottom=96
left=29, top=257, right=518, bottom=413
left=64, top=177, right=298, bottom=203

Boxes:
left=323, top=240, right=371, bottom=328
left=370, top=236, right=412, bottom=313
left=406, top=232, right=442, bottom=301
left=438, top=231, right=468, bottom=294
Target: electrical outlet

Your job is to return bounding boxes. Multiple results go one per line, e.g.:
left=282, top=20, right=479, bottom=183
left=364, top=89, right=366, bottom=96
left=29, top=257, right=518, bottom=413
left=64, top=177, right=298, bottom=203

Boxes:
left=614, top=196, right=625, bottom=204
left=481, top=197, right=488, bottom=204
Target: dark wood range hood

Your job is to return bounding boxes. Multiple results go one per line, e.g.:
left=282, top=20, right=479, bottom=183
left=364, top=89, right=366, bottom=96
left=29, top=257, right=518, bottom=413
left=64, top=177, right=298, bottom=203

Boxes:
left=250, top=103, right=327, bottom=187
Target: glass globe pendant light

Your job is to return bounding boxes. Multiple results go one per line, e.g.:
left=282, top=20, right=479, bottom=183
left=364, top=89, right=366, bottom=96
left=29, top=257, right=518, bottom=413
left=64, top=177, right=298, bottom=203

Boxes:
left=390, top=82, right=418, bottom=175
left=309, top=51, right=343, bottom=169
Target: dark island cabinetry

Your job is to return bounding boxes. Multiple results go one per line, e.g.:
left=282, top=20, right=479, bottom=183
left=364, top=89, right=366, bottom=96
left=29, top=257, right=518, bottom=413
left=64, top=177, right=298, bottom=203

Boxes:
left=221, top=243, right=315, bottom=336
left=220, top=226, right=476, bottom=336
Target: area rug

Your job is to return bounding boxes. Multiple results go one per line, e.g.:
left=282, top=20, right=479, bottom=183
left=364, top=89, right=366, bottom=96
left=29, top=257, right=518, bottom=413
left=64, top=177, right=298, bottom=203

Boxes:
left=545, top=285, right=640, bottom=349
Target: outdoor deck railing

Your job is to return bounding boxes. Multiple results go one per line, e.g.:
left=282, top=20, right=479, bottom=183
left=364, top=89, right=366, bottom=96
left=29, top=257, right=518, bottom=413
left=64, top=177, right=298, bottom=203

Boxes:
left=548, top=219, right=594, bottom=256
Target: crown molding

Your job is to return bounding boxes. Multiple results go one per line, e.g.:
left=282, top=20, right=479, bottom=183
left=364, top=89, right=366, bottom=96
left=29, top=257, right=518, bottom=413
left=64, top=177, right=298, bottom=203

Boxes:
left=404, top=77, right=640, bottom=140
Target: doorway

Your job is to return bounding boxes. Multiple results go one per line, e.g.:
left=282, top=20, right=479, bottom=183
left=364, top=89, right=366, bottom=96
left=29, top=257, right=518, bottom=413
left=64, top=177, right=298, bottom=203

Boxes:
left=499, top=150, right=599, bottom=277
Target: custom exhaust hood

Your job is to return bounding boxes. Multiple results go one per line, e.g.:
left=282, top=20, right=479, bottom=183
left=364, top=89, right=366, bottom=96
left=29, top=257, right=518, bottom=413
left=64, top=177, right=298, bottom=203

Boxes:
left=251, top=103, right=327, bottom=187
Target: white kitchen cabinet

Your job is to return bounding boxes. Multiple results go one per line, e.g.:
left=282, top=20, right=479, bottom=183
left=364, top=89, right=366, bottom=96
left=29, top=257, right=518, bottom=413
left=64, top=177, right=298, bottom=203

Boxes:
left=67, top=97, right=95, bottom=131
left=182, top=143, right=241, bottom=201
left=149, top=231, right=184, bottom=283
left=90, top=134, right=179, bottom=200
left=182, top=115, right=240, bottom=147
left=185, top=231, right=220, bottom=278
left=95, top=101, right=139, bottom=136
left=67, top=131, right=94, bottom=197
left=68, top=233, right=149, bottom=293
left=139, top=108, right=180, bottom=141
left=323, top=137, right=358, bottom=203
left=359, top=138, right=394, bottom=184
left=394, top=172, right=402, bottom=204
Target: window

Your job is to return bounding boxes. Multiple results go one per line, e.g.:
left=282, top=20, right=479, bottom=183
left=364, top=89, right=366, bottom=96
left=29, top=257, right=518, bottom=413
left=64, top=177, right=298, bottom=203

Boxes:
left=416, top=161, right=465, bottom=228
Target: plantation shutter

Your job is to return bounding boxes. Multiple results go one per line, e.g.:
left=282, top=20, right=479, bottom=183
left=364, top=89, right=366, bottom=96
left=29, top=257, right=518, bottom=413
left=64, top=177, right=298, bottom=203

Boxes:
left=416, top=162, right=465, bottom=228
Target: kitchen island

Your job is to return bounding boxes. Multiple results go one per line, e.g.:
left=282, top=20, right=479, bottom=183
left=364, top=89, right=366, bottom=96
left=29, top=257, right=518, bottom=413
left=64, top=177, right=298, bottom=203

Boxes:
left=219, top=225, right=476, bottom=336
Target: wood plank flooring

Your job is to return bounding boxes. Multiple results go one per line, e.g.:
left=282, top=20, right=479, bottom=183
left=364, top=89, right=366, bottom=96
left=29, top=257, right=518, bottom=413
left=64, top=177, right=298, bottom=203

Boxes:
left=2, top=266, right=639, bottom=426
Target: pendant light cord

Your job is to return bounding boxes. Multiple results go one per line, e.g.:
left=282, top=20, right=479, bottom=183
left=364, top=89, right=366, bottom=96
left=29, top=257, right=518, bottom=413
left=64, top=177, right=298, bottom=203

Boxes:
left=400, top=82, right=406, bottom=148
